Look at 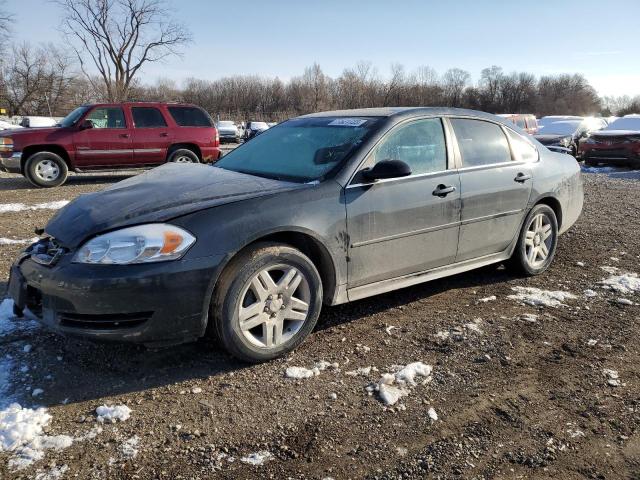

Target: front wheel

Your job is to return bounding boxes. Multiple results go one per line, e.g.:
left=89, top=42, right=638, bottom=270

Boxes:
left=211, top=243, right=323, bottom=363
left=507, top=204, right=558, bottom=276
left=24, top=152, right=69, bottom=188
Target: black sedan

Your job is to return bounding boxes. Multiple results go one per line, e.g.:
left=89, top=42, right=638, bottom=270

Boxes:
left=8, top=107, right=583, bottom=362
left=535, top=118, right=606, bottom=157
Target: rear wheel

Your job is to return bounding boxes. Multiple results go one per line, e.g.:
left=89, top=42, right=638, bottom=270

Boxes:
left=168, top=148, right=199, bottom=163
left=24, top=152, right=68, bottom=188
left=507, top=204, right=558, bottom=276
left=211, top=242, right=322, bottom=363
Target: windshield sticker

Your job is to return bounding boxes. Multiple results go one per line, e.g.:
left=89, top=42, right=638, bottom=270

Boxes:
left=328, top=118, right=367, bottom=127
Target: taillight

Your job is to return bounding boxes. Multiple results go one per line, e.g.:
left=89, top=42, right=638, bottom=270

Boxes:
left=214, top=130, right=220, bottom=147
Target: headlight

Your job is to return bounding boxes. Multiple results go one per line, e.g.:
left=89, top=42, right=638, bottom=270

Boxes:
left=73, top=224, right=195, bottom=265
left=0, top=137, right=14, bottom=152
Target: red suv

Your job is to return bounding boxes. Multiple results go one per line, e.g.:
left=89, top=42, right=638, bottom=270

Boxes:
left=0, top=102, right=221, bottom=187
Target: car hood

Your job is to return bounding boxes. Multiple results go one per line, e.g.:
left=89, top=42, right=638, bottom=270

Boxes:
left=534, top=134, right=571, bottom=144
left=591, top=129, right=640, bottom=137
left=45, top=163, right=304, bottom=248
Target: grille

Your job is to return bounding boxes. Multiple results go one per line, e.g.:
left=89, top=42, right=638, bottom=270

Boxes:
left=58, top=312, right=153, bottom=330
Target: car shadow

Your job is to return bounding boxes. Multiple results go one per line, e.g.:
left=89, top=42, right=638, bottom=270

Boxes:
left=2, top=264, right=517, bottom=410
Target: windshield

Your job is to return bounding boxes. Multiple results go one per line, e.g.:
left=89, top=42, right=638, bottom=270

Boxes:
left=538, top=116, right=582, bottom=128
left=538, top=121, right=581, bottom=136
left=216, top=116, right=381, bottom=182
left=59, top=106, right=90, bottom=127
left=250, top=122, right=269, bottom=130
left=605, top=117, right=640, bottom=131
left=218, top=121, right=235, bottom=127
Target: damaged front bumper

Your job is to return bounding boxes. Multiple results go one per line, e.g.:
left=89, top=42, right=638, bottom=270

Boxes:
left=8, top=240, right=224, bottom=347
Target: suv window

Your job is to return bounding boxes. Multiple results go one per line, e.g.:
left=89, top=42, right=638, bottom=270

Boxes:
left=86, top=107, right=126, bottom=129
left=132, top=107, right=167, bottom=128
left=506, top=129, right=538, bottom=162
left=370, top=118, right=447, bottom=175
left=515, top=117, right=526, bottom=129
left=168, top=106, right=212, bottom=127
left=451, top=119, right=512, bottom=167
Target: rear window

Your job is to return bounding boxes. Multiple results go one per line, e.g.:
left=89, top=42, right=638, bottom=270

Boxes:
left=451, top=118, right=512, bottom=167
left=168, top=106, right=213, bottom=127
left=132, top=107, right=167, bottom=128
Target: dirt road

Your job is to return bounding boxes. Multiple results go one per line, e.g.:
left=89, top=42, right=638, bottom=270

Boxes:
left=0, top=166, right=639, bottom=479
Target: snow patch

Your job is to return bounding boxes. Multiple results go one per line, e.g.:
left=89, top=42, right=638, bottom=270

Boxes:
left=34, top=464, right=69, bottom=480
left=240, top=450, right=273, bottom=465
left=427, top=407, right=438, bottom=421
left=507, top=286, right=577, bottom=307
left=285, top=361, right=338, bottom=379
left=477, top=295, right=496, bottom=303
left=95, top=405, right=131, bottom=423
left=0, top=403, right=73, bottom=470
left=599, top=272, right=640, bottom=295
left=603, top=368, right=621, bottom=387
left=367, top=362, right=433, bottom=406
left=121, top=436, right=139, bottom=459
left=345, top=366, right=377, bottom=377
left=0, top=201, right=69, bottom=214
left=0, top=237, right=38, bottom=246
left=583, top=289, right=598, bottom=298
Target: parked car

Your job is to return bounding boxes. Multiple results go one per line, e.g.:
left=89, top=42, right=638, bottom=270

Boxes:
left=217, top=120, right=241, bottom=143
left=537, top=116, right=583, bottom=130
left=8, top=107, right=583, bottom=362
left=20, top=116, right=58, bottom=128
left=0, top=102, right=221, bottom=187
left=243, top=121, right=269, bottom=141
left=535, top=118, right=607, bottom=157
left=496, top=114, right=538, bottom=134
left=580, top=115, right=640, bottom=168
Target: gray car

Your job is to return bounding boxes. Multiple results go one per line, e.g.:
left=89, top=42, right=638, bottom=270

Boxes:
left=9, top=107, right=583, bottom=363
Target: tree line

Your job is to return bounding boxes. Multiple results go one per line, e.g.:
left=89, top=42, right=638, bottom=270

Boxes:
left=0, top=1, right=636, bottom=121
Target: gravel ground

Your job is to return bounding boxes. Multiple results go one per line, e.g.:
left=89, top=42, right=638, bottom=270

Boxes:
left=0, top=165, right=639, bottom=480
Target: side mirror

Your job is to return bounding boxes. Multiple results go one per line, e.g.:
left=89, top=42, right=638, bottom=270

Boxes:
left=80, top=119, right=94, bottom=130
left=362, top=159, right=412, bottom=181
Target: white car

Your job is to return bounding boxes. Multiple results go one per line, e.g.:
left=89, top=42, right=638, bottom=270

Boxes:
left=217, top=120, right=241, bottom=143
left=0, top=120, right=22, bottom=130
left=20, top=116, right=58, bottom=128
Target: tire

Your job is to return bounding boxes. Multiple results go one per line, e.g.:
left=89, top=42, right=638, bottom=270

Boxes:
left=211, top=242, right=323, bottom=363
left=507, top=204, right=558, bottom=276
left=24, top=152, right=69, bottom=188
left=168, top=148, right=199, bottom=164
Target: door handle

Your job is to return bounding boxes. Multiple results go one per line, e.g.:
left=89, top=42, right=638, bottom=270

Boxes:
left=514, top=173, right=532, bottom=183
left=432, top=184, right=456, bottom=197
left=160, top=132, right=169, bottom=137
left=119, top=133, right=130, bottom=138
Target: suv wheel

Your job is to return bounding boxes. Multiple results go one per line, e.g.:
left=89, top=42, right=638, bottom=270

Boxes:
left=168, top=148, right=199, bottom=163
left=25, top=152, right=69, bottom=188
left=508, top=204, right=558, bottom=276
left=211, top=242, right=323, bottom=363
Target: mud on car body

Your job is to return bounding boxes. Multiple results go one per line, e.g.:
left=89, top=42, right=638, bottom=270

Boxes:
left=8, top=107, right=583, bottom=362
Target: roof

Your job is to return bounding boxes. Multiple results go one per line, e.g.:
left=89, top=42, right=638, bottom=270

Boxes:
left=300, top=106, right=504, bottom=122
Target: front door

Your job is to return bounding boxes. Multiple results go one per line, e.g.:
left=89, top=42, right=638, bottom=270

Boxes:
left=345, top=117, right=461, bottom=289
left=448, top=118, right=534, bottom=262
left=130, top=106, right=174, bottom=164
left=73, top=106, right=133, bottom=167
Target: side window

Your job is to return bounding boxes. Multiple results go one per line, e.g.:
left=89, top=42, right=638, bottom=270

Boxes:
left=132, top=107, right=168, bottom=128
left=506, top=129, right=538, bottom=162
left=168, top=107, right=212, bottom=127
left=515, top=117, right=526, bottom=129
left=370, top=118, right=447, bottom=175
left=450, top=118, right=512, bottom=167
left=85, top=107, right=126, bottom=129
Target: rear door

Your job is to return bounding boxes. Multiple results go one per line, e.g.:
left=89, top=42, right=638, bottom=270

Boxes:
left=130, top=106, right=173, bottom=165
left=345, top=117, right=461, bottom=289
left=72, top=106, right=133, bottom=167
left=449, top=117, right=534, bottom=262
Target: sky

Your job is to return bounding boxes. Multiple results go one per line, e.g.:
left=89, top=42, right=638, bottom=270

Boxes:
left=8, top=0, right=640, bottom=97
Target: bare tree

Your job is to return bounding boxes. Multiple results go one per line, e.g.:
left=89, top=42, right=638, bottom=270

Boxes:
left=57, top=0, right=190, bottom=102
left=0, top=0, right=13, bottom=53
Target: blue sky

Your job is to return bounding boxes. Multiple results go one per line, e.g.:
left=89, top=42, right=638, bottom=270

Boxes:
left=9, top=0, right=640, bottom=96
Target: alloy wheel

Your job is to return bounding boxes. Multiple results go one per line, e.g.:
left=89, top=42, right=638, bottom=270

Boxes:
left=524, top=213, right=553, bottom=268
left=237, top=265, right=311, bottom=349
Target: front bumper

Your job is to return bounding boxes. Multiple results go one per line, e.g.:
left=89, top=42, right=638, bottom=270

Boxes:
left=582, top=147, right=640, bottom=167
left=9, top=244, right=225, bottom=347
left=0, top=152, right=22, bottom=173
